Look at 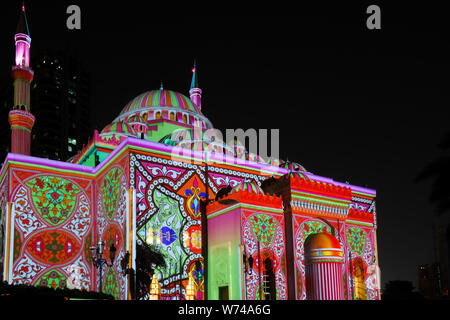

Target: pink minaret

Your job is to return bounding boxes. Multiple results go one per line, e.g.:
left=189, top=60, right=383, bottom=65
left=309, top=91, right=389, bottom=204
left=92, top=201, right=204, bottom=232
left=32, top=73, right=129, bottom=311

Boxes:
left=8, top=4, right=35, bottom=155
left=189, top=60, right=202, bottom=110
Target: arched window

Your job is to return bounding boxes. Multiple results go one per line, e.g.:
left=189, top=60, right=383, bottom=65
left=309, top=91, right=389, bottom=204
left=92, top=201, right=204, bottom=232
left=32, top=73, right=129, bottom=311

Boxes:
left=183, top=114, right=188, bottom=124
left=169, top=112, right=175, bottom=121
left=155, top=111, right=161, bottom=120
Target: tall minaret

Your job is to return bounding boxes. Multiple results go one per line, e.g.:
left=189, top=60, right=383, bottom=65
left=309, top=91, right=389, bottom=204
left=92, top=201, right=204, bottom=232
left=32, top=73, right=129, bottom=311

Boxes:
left=8, top=3, right=35, bottom=155
left=189, top=60, right=202, bottom=110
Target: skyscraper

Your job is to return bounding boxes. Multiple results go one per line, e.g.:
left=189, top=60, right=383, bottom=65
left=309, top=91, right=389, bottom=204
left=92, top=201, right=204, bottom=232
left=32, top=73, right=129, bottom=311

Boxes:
left=30, top=50, right=91, bottom=160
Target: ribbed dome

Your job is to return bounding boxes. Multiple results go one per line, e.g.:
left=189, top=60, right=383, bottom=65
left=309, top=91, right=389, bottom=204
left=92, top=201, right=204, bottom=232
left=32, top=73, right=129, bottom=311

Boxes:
left=119, top=89, right=200, bottom=116
left=230, top=180, right=264, bottom=196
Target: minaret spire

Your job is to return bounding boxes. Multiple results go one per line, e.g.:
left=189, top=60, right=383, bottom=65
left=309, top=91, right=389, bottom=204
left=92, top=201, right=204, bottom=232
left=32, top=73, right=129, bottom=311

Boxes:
left=16, top=2, right=30, bottom=36
left=8, top=2, right=35, bottom=155
left=189, top=59, right=202, bottom=110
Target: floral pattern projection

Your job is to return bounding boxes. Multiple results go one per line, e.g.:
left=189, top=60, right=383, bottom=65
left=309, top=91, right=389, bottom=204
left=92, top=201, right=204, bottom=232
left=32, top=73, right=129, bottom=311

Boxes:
left=0, top=171, right=9, bottom=265
left=131, top=152, right=208, bottom=300
left=293, top=215, right=378, bottom=300
left=130, top=152, right=267, bottom=300
left=96, top=163, right=128, bottom=300
left=344, top=224, right=378, bottom=300
left=242, top=212, right=287, bottom=300
left=10, top=172, right=94, bottom=291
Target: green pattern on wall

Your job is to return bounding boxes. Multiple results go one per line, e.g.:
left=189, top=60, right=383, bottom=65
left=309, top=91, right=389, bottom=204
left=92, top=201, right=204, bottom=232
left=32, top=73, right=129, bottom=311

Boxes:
left=36, top=269, right=67, bottom=289
left=101, top=167, right=123, bottom=220
left=301, top=220, right=331, bottom=239
left=26, top=176, right=80, bottom=226
left=249, top=214, right=277, bottom=248
left=346, top=227, right=366, bottom=255
left=103, top=267, right=119, bottom=299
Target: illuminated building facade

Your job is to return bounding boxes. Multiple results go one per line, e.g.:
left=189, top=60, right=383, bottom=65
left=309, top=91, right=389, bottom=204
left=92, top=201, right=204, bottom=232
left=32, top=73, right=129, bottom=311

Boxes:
left=0, top=5, right=380, bottom=300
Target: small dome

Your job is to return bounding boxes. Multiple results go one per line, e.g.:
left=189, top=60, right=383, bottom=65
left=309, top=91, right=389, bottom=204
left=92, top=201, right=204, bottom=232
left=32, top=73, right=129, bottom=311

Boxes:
left=279, top=159, right=308, bottom=172
left=230, top=180, right=264, bottom=196
left=126, top=114, right=145, bottom=124
left=100, top=121, right=136, bottom=137
left=304, top=232, right=342, bottom=252
left=288, top=171, right=309, bottom=180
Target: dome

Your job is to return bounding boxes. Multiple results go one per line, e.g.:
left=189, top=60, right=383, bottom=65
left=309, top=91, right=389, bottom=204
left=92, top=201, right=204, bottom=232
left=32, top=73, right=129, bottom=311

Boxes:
left=229, top=180, right=265, bottom=196
left=119, top=89, right=200, bottom=116
left=100, top=121, right=136, bottom=137
left=126, top=114, right=145, bottom=124
left=279, top=159, right=308, bottom=172
left=304, top=232, right=342, bottom=252
left=288, top=171, right=309, bottom=180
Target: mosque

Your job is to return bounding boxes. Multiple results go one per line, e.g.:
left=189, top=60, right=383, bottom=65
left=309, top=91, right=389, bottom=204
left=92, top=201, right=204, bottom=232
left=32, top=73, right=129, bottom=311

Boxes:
left=0, top=5, right=380, bottom=300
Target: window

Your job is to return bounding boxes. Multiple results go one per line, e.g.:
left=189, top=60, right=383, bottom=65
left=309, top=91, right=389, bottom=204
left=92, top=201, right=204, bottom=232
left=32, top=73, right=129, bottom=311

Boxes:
left=155, top=111, right=161, bottom=120
left=169, top=112, right=175, bottom=121
left=183, top=114, right=188, bottom=124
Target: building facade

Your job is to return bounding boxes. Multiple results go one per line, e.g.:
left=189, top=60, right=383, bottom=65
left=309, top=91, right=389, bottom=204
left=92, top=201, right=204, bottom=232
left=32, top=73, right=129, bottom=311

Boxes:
left=0, top=5, right=380, bottom=300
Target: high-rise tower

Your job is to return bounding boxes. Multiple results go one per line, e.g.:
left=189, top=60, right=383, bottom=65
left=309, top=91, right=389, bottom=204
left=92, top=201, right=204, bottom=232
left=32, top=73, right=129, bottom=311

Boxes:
left=8, top=4, right=35, bottom=155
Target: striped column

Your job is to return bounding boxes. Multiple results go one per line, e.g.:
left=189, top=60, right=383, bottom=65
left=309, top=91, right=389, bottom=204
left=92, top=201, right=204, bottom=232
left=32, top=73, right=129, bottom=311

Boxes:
left=305, top=261, right=344, bottom=300
left=304, top=233, right=344, bottom=300
left=8, top=109, right=35, bottom=155
left=10, top=62, right=34, bottom=155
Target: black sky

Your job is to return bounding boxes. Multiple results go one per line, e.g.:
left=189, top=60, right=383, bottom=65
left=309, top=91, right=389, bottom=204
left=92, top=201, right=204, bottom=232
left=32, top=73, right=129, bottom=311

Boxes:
left=1, top=1, right=450, bottom=290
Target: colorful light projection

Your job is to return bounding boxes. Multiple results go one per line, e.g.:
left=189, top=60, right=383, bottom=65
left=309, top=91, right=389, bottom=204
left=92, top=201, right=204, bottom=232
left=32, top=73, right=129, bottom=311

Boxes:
left=345, top=224, right=378, bottom=300
left=304, top=233, right=345, bottom=300
left=130, top=152, right=208, bottom=300
left=9, top=172, right=93, bottom=290
left=149, top=273, right=161, bottom=300
left=97, top=164, right=129, bottom=300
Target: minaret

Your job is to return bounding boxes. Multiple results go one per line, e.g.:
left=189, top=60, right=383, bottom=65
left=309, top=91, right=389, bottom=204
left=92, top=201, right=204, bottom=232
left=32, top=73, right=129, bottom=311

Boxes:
left=8, top=3, right=35, bottom=155
left=189, top=60, right=202, bottom=110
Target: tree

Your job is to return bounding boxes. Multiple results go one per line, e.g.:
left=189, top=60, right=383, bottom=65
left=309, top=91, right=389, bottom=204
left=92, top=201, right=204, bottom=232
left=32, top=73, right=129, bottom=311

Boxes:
left=416, top=132, right=450, bottom=215
left=135, top=241, right=166, bottom=300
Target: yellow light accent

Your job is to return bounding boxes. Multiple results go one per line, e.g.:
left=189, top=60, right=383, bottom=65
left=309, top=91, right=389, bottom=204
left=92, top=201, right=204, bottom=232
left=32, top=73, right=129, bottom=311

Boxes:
left=308, top=249, right=343, bottom=257
left=186, top=274, right=195, bottom=300
left=149, top=273, right=161, bottom=300
left=146, top=227, right=154, bottom=244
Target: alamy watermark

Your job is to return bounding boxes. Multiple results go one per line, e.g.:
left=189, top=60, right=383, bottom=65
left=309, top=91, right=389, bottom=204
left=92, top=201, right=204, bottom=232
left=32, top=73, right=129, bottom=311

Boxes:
left=166, top=122, right=283, bottom=175
left=66, top=5, right=81, bottom=30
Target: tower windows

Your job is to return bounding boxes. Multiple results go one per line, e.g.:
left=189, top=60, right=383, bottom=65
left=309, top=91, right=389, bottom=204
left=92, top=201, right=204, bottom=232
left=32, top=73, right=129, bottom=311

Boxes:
left=155, top=111, right=161, bottom=120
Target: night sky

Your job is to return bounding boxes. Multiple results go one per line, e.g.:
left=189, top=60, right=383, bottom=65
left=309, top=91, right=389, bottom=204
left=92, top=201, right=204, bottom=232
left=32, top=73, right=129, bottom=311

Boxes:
left=1, top=1, right=450, bottom=290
